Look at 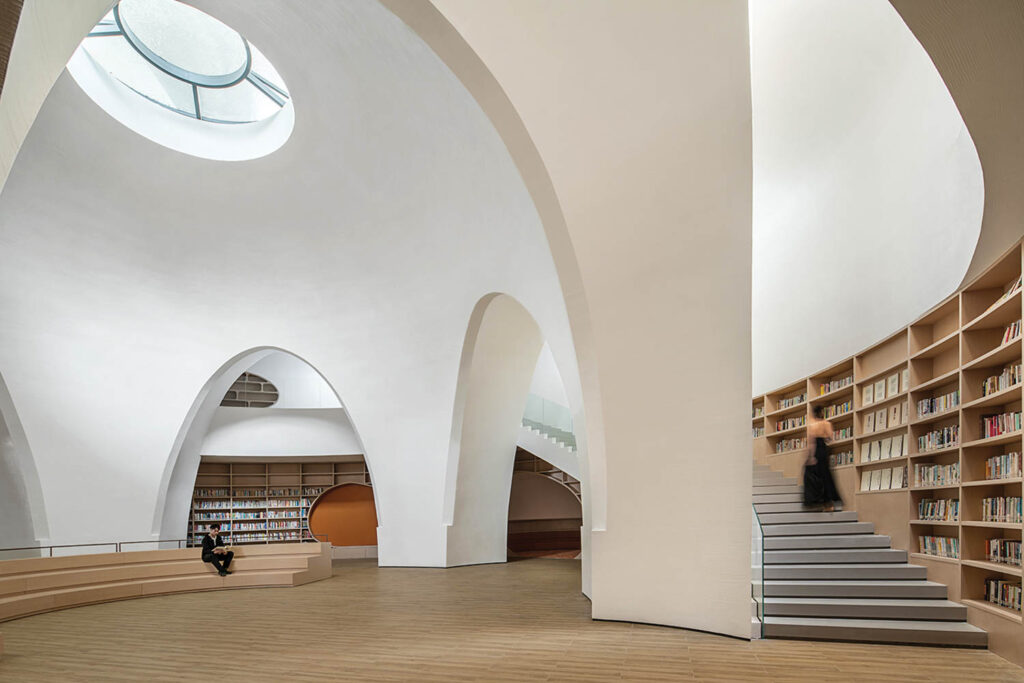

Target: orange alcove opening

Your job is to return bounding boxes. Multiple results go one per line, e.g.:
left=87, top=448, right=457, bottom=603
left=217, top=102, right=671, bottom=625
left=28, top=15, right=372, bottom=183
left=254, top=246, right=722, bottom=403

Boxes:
left=308, top=484, right=378, bottom=546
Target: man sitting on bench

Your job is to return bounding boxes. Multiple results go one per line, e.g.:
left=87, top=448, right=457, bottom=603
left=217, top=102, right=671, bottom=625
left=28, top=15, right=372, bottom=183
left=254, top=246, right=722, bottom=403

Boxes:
left=201, top=523, right=234, bottom=576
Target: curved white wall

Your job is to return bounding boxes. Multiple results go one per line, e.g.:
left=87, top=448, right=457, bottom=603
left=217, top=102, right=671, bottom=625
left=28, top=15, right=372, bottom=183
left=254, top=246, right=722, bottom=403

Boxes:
left=246, top=352, right=341, bottom=409
left=200, top=407, right=361, bottom=456
left=750, top=0, right=984, bottom=394
left=528, top=342, right=569, bottom=407
left=0, top=0, right=579, bottom=566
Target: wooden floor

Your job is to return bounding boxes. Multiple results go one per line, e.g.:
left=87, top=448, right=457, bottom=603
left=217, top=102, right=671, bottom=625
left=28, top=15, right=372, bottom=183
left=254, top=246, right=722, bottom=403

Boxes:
left=0, top=558, right=1021, bottom=682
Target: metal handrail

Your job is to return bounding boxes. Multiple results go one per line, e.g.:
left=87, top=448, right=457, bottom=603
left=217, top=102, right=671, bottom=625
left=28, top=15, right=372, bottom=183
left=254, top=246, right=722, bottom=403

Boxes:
left=0, top=533, right=330, bottom=558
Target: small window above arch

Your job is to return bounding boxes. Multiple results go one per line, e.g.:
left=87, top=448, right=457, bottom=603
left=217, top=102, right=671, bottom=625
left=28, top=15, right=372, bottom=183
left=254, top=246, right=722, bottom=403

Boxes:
left=221, top=372, right=278, bottom=408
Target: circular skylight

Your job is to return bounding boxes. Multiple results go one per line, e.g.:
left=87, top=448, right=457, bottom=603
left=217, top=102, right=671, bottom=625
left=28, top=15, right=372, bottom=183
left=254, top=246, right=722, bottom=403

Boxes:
left=67, top=0, right=294, bottom=159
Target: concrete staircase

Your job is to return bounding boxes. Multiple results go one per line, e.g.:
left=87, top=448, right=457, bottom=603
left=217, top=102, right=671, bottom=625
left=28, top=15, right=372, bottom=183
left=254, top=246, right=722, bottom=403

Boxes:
left=753, top=463, right=987, bottom=647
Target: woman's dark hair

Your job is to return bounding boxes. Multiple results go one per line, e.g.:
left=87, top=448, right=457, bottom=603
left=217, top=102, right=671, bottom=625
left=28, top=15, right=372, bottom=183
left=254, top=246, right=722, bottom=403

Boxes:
left=812, top=405, right=824, bottom=419
left=209, top=522, right=221, bottom=530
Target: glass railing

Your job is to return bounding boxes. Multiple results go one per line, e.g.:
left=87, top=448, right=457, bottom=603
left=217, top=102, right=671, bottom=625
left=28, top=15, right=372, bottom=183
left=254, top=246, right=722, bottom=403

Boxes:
left=751, top=505, right=764, bottom=639
left=522, top=393, right=576, bottom=450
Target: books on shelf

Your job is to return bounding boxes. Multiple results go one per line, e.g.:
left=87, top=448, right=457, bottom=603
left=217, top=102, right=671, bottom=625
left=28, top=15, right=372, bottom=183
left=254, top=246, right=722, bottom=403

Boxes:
left=830, top=450, right=854, bottom=467
left=902, top=368, right=909, bottom=392
left=774, top=437, right=806, bottom=454
left=981, top=411, right=1023, bottom=439
left=982, top=496, right=1023, bottom=523
left=918, top=535, right=959, bottom=559
left=886, top=373, right=900, bottom=397
left=917, top=389, right=960, bottom=419
left=860, top=466, right=905, bottom=492
left=823, top=400, right=852, bottom=419
left=778, top=393, right=806, bottom=410
left=918, top=425, right=959, bottom=452
left=874, top=379, right=886, bottom=403
left=752, top=426, right=765, bottom=439
left=819, top=375, right=853, bottom=395
left=987, top=276, right=1023, bottom=316
left=753, top=406, right=764, bottom=419
left=914, top=462, right=960, bottom=488
left=1003, top=320, right=1022, bottom=345
left=918, top=498, right=959, bottom=522
left=987, top=539, right=1023, bottom=567
left=863, top=384, right=874, bottom=406
left=832, top=425, right=852, bottom=440
left=875, top=408, right=887, bottom=431
left=986, top=451, right=1022, bottom=480
left=776, top=416, right=806, bottom=431
left=982, top=364, right=1022, bottom=397
left=985, top=577, right=1022, bottom=613
left=865, top=412, right=875, bottom=433
left=195, top=488, right=229, bottom=498
left=861, top=435, right=905, bottom=463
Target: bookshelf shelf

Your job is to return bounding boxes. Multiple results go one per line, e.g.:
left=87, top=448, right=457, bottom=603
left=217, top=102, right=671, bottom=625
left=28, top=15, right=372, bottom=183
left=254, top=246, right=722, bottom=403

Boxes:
left=963, top=478, right=1024, bottom=488
left=962, top=384, right=1023, bottom=411
left=962, top=559, right=1024, bottom=577
left=911, top=368, right=961, bottom=393
left=752, top=242, right=1024, bottom=662
left=962, top=598, right=1024, bottom=624
left=911, top=331, right=959, bottom=361
left=962, top=431, right=1024, bottom=450
left=769, top=424, right=807, bottom=438
left=963, top=337, right=1022, bottom=372
left=765, top=403, right=808, bottom=419
left=189, top=456, right=371, bottom=546
left=910, top=552, right=960, bottom=565
left=962, top=521, right=1023, bottom=529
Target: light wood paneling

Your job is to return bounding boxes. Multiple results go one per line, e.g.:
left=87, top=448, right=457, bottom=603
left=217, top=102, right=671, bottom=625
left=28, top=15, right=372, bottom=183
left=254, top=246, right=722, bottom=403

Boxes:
left=0, top=559, right=1020, bottom=680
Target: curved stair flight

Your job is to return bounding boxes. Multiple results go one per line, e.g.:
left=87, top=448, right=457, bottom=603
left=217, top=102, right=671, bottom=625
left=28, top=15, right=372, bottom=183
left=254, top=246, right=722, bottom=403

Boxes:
left=753, top=463, right=987, bottom=647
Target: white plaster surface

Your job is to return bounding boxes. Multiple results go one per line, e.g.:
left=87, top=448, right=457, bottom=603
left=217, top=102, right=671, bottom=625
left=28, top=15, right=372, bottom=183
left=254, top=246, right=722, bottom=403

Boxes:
left=750, top=0, right=983, bottom=394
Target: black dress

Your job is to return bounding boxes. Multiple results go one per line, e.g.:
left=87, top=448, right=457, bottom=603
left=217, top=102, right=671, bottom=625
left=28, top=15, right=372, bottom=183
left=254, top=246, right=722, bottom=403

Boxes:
left=803, top=436, right=840, bottom=506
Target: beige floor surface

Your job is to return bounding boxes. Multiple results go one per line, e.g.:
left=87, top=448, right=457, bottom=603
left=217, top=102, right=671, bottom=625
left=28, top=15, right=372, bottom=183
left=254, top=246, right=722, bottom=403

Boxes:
left=0, top=558, right=1021, bottom=682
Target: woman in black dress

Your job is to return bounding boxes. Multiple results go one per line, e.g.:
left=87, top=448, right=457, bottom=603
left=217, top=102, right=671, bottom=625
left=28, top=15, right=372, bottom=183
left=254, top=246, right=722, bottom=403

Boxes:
left=804, top=405, right=842, bottom=511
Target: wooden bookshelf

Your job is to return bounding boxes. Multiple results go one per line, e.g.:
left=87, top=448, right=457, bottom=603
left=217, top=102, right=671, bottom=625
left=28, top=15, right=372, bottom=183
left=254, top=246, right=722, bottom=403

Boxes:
left=752, top=241, right=1024, bottom=662
left=190, top=455, right=371, bottom=546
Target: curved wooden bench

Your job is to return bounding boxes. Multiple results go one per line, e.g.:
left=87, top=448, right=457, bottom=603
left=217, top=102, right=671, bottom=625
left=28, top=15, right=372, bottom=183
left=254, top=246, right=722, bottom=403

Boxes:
left=0, top=542, right=331, bottom=622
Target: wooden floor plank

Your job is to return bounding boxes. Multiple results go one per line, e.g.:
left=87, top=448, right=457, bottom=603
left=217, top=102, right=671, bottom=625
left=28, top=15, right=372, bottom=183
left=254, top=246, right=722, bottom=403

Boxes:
left=0, top=558, right=1020, bottom=681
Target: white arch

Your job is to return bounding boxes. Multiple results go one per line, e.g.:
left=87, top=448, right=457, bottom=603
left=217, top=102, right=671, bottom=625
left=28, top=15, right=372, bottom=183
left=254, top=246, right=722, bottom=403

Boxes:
left=151, top=346, right=377, bottom=541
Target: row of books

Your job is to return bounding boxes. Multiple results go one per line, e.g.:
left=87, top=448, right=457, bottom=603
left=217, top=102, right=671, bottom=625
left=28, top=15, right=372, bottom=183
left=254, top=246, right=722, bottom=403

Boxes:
left=862, top=369, right=909, bottom=406
left=918, top=535, right=959, bottom=559
left=822, top=400, right=852, bottom=419
left=918, top=425, right=959, bottom=453
left=917, top=498, right=959, bottom=522
left=830, top=450, right=854, bottom=467
left=981, top=363, right=1022, bottom=397
left=193, top=512, right=231, bottom=521
left=860, top=466, right=906, bottom=492
left=860, top=435, right=908, bottom=463
left=1002, top=320, right=1022, bottom=345
left=753, top=406, right=764, bottom=418
left=985, top=276, right=1022, bottom=315
left=982, top=496, right=1023, bottom=523
left=986, top=452, right=1022, bottom=480
left=195, top=488, right=229, bottom=497
left=987, top=539, right=1022, bottom=566
left=914, top=462, right=960, bottom=488
left=776, top=416, right=805, bottom=431
left=268, top=510, right=305, bottom=519
left=819, top=375, right=853, bottom=395
left=774, top=437, right=805, bottom=454
left=753, top=426, right=765, bottom=438
left=917, top=390, right=959, bottom=419
left=981, top=411, right=1023, bottom=439
left=833, top=426, right=852, bottom=440
left=864, top=402, right=908, bottom=433
left=226, top=532, right=307, bottom=543
left=778, top=393, right=806, bottom=410
left=984, top=577, right=1022, bottom=613
left=231, top=511, right=266, bottom=520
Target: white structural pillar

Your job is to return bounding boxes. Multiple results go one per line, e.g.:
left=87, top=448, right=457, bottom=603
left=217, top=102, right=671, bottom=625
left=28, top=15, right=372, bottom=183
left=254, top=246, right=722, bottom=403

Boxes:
left=389, top=0, right=754, bottom=637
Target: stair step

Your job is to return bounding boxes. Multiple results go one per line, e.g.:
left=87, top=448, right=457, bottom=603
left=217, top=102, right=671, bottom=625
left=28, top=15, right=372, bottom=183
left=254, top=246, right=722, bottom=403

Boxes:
left=754, top=502, right=816, bottom=513
left=763, top=535, right=890, bottom=550
left=759, top=511, right=858, bottom=524
left=765, top=549, right=907, bottom=564
left=763, top=616, right=986, bottom=647
left=762, top=579, right=943, bottom=598
left=752, top=485, right=803, bottom=495
left=762, top=522, right=874, bottom=536
left=752, top=493, right=805, bottom=504
left=764, top=563, right=928, bottom=580
left=764, top=597, right=966, bottom=621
